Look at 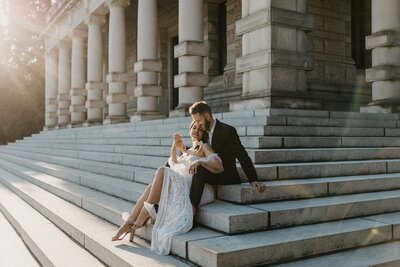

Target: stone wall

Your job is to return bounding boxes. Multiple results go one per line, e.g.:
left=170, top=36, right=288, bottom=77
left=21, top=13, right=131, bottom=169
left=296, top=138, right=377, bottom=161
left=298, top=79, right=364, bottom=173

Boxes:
left=306, top=0, right=371, bottom=111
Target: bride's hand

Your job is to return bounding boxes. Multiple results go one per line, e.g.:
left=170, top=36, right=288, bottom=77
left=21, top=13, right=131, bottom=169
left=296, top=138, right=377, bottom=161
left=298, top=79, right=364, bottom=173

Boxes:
left=189, top=160, right=202, bottom=174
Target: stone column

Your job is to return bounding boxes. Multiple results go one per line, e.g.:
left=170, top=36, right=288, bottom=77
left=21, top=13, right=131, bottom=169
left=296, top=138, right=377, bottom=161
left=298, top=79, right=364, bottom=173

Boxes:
left=362, top=0, right=400, bottom=113
left=44, top=50, right=58, bottom=130
left=84, top=14, right=106, bottom=126
left=69, top=29, right=87, bottom=127
left=57, top=41, right=71, bottom=128
left=131, top=0, right=165, bottom=121
left=230, top=0, right=314, bottom=111
left=104, top=0, right=130, bottom=124
left=171, top=0, right=208, bottom=117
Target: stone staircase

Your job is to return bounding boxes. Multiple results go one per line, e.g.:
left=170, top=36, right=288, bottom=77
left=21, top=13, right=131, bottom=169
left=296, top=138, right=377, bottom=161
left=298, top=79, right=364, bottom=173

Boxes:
left=2, top=108, right=400, bottom=266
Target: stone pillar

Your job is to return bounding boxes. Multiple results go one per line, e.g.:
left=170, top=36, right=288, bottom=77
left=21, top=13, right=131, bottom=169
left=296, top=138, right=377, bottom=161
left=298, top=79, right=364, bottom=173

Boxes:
left=131, top=0, right=165, bottom=121
left=44, top=50, right=58, bottom=130
left=230, top=0, right=314, bottom=111
left=362, top=0, right=400, bottom=113
left=57, top=41, right=71, bottom=128
left=171, top=0, right=208, bottom=117
left=84, top=14, right=106, bottom=126
left=69, top=29, right=87, bottom=127
left=104, top=0, right=130, bottom=124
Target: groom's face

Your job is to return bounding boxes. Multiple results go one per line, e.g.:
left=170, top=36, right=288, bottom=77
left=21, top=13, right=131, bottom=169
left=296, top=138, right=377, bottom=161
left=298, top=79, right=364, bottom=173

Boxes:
left=191, top=112, right=211, bottom=132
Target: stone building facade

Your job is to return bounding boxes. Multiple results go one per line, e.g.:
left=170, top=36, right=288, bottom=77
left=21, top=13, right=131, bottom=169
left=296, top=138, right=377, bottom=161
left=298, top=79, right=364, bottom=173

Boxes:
left=42, top=0, right=396, bottom=130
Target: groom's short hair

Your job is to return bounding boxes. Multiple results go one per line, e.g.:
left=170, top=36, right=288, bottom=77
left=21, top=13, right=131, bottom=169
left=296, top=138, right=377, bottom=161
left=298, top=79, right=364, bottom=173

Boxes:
left=189, top=101, right=212, bottom=116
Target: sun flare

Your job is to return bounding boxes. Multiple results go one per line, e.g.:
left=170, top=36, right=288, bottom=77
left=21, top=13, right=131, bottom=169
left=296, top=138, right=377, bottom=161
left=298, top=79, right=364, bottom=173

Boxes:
left=0, top=0, right=8, bottom=27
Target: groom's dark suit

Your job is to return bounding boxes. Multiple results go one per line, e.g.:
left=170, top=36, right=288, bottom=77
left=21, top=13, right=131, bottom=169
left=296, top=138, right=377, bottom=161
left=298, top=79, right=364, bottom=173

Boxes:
left=190, top=119, right=259, bottom=208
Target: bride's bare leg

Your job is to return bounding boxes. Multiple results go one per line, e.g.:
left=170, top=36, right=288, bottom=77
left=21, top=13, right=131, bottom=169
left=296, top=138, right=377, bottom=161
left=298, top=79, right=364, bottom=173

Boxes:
left=128, top=167, right=165, bottom=242
left=145, top=167, right=164, bottom=204
left=126, top=184, right=152, bottom=223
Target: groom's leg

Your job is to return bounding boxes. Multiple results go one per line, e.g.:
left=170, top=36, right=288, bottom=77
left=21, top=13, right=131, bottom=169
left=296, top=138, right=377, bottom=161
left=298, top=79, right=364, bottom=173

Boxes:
left=190, top=166, right=220, bottom=209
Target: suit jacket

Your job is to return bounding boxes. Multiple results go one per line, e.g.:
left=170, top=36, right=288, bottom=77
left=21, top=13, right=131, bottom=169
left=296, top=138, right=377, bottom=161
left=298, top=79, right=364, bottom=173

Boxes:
left=211, top=119, right=259, bottom=184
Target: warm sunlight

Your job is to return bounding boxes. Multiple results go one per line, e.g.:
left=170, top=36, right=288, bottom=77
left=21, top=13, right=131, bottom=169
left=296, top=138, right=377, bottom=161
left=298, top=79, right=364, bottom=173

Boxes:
left=0, top=0, right=8, bottom=27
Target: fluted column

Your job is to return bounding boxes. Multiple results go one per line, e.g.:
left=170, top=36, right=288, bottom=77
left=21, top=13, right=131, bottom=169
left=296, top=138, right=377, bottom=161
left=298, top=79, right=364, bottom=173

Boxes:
left=69, top=29, right=87, bottom=127
left=104, top=0, right=130, bottom=124
left=57, top=41, right=71, bottom=128
left=44, top=50, right=58, bottom=130
left=131, top=0, right=165, bottom=121
left=171, top=0, right=208, bottom=116
left=84, top=14, right=106, bottom=126
left=362, top=0, right=400, bottom=113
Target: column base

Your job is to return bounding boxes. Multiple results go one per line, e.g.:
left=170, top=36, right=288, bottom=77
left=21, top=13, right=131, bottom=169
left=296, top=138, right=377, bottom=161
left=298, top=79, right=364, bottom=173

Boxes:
left=67, top=123, right=83, bottom=128
left=55, top=124, right=69, bottom=129
left=130, top=112, right=166, bottom=122
left=360, top=104, right=400, bottom=113
left=44, top=126, right=56, bottom=131
left=103, top=116, right=129, bottom=125
left=83, top=120, right=103, bottom=127
left=169, top=106, right=191, bottom=118
left=229, top=92, right=321, bottom=112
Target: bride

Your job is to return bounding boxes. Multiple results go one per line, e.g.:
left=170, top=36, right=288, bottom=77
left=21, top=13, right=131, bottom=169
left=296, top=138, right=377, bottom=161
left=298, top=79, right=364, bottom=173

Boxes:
left=111, top=121, right=224, bottom=255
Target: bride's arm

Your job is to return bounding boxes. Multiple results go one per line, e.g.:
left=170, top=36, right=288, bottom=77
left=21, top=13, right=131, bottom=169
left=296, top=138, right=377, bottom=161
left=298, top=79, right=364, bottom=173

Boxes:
left=196, top=144, right=224, bottom=174
left=170, top=133, right=182, bottom=164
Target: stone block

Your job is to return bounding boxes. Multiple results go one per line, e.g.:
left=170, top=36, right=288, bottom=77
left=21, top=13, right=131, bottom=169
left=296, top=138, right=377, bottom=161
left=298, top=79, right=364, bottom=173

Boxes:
left=174, top=73, right=208, bottom=87
left=366, top=31, right=400, bottom=50
left=366, top=66, right=400, bottom=82
left=134, top=60, right=162, bottom=73
left=106, top=93, right=128, bottom=104
left=106, top=72, right=131, bottom=83
left=69, top=105, right=86, bottom=112
left=134, top=85, right=162, bottom=97
left=70, top=88, right=86, bottom=96
left=86, top=100, right=105, bottom=109
left=174, top=41, right=208, bottom=57
left=85, top=82, right=106, bottom=90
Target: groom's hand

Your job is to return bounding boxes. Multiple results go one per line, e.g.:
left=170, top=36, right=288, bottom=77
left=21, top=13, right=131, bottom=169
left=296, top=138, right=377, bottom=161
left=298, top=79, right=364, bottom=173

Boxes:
left=250, top=181, right=266, bottom=193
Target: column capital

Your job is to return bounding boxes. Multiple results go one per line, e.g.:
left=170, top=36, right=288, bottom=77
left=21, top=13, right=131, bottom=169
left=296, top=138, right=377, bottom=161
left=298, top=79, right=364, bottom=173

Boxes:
left=69, top=28, right=88, bottom=39
left=85, top=14, right=107, bottom=26
left=105, top=0, right=130, bottom=9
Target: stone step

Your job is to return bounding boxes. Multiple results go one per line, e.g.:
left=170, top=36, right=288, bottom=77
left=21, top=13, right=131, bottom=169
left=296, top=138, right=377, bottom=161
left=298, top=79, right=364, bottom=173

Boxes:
left=201, top=189, right=400, bottom=232
left=0, top=157, right=253, bottom=234
left=0, top=168, right=193, bottom=266
left=0, top=165, right=395, bottom=266
left=0, top=207, right=40, bottom=267
left=253, top=159, right=400, bottom=180
left=248, top=147, right=400, bottom=164
left=0, top=183, right=104, bottom=267
left=218, top=173, right=400, bottom=203
left=20, top=135, right=400, bottom=149
left=249, top=125, right=385, bottom=137
left=188, top=217, right=393, bottom=267
left=0, top=153, right=147, bottom=203
left=0, top=147, right=156, bottom=180
left=5, top=145, right=400, bottom=181
left=14, top=142, right=400, bottom=164
left=275, top=241, right=400, bottom=266
left=5, top=153, right=400, bottom=235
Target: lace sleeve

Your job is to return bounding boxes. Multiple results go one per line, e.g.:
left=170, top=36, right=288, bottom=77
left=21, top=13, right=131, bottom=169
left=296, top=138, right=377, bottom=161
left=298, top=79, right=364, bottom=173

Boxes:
left=168, top=153, right=186, bottom=167
left=197, top=153, right=222, bottom=165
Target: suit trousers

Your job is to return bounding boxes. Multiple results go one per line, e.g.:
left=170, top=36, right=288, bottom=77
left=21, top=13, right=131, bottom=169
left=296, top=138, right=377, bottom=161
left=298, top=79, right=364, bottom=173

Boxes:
left=190, top=166, right=240, bottom=208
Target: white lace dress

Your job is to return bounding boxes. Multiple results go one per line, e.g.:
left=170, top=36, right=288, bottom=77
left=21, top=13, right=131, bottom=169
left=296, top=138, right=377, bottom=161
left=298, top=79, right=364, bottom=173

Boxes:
left=150, top=152, right=221, bottom=255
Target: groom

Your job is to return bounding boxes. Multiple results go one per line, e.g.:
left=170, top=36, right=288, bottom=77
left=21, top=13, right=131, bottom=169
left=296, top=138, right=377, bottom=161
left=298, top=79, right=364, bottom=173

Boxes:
left=188, top=101, right=266, bottom=211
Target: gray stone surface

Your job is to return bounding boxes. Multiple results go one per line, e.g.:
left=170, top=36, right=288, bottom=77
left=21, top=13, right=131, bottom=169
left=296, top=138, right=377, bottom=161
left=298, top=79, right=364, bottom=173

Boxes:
left=188, top=218, right=391, bottom=267
left=276, top=241, right=400, bottom=267
left=0, top=204, right=40, bottom=267
left=251, top=190, right=400, bottom=228
left=0, top=183, right=104, bottom=267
